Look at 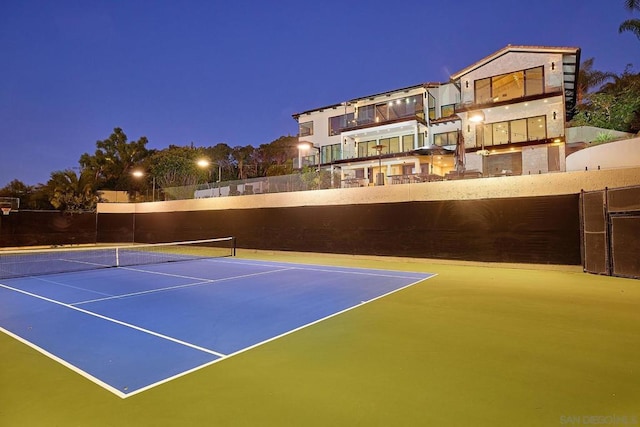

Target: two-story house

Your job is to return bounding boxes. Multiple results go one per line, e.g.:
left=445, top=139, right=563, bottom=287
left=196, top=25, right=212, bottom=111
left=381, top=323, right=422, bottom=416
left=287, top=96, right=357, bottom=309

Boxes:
left=292, top=45, right=580, bottom=185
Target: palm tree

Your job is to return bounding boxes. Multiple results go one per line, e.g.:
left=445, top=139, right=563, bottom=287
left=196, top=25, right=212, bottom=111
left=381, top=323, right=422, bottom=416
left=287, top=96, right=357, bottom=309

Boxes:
left=47, top=169, right=99, bottom=212
left=619, top=0, right=640, bottom=39
left=576, top=58, right=616, bottom=104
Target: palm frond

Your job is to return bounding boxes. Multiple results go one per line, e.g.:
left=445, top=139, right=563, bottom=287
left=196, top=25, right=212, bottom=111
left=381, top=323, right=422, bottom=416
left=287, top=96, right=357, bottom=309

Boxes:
left=624, top=0, right=640, bottom=12
left=619, top=19, right=640, bottom=39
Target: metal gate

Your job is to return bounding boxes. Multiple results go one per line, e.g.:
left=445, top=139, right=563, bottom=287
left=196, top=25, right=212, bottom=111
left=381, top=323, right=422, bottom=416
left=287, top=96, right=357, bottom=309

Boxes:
left=581, top=186, right=640, bottom=279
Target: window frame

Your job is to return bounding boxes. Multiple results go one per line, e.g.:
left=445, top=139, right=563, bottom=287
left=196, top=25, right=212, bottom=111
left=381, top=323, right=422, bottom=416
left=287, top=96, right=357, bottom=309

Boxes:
left=473, top=66, right=545, bottom=105
left=299, top=121, right=313, bottom=137
left=476, top=115, right=547, bottom=147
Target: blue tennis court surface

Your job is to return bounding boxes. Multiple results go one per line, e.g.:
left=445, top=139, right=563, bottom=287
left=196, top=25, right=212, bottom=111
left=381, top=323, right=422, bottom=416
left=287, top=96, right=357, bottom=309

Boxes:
left=0, top=258, right=434, bottom=397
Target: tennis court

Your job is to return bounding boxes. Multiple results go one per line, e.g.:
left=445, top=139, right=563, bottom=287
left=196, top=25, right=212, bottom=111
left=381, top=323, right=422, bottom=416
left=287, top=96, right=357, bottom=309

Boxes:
left=0, top=241, right=433, bottom=398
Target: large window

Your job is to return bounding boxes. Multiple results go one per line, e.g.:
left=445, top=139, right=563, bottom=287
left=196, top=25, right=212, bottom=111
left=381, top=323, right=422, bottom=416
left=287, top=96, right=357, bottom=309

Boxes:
left=434, top=131, right=458, bottom=146
left=402, top=135, right=415, bottom=151
left=525, top=67, right=544, bottom=96
left=474, top=66, right=544, bottom=105
left=381, top=137, right=400, bottom=154
left=476, top=115, right=547, bottom=147
left=492, top=121, right=509, bottom=145
left=358, top=140, right=382, bottom=157
left=428, top=93, right=436, bottom=120
left=299, top=121, right=313, bottom=137
left=528, top=116, right=547, bottom=140
left=356, top=105, right=375, bottom=125
left=356, top=94, right=424, bottom=125
left=329, top=113, right=355, bottom=136
left=510, top=119, right=528, bottom=143
left=321, top=143, right=342, bottom=163
left=441, top=104, right=456, bottom=118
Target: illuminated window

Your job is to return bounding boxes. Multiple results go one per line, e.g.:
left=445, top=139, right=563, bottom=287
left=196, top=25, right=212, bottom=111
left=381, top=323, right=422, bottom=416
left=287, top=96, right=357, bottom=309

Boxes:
left=434, top=131, right=458, bottom=146
left=528, top=116, right=547, bottom=140
left=492, top=121, right=509, bottom=145
left=402, top=134, right=415, bottom=151
left=380, top=137, right=400, bottom=154
left=356, top=95, right=424, bottom=125
left=510, top=119, right=527, bottom=143
left=476, top=115, right=547, bottom=147
left=441, top=104, right=456, bottom=118
left=428, top=93, right=436, bottom=120
left=474, top=66, right=544, bottom=104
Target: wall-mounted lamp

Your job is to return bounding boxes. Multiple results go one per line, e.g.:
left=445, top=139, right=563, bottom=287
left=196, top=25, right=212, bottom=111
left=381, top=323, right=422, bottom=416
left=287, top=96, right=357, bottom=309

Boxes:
left=553, top=111, right=557, bottom=120
left=465, top=81, right=469, bottom=88
left=551, top=62, right=555, bottom=71
left=468, top=111, right=485, bottom=123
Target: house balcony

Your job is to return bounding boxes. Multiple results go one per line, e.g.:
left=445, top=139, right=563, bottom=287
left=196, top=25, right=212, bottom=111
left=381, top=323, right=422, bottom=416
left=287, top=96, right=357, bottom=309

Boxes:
left=341, top=114, right=428, bottom=133
left=456, top=90, right=564, bottom=113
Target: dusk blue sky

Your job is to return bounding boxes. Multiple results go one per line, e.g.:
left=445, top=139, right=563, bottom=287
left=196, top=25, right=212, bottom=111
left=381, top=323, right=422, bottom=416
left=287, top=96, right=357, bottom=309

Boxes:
left=1, top=0, right=638, bottom=186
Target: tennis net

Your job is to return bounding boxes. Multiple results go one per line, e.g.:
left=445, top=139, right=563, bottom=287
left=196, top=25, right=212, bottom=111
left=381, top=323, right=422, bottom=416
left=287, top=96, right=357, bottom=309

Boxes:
left=0, top=237, right=236, bottom=280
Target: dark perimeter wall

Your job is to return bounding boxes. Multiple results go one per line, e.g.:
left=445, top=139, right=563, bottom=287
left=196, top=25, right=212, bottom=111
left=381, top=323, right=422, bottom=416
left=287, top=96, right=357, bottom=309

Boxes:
left=2, top=195, right=581, bottom=265
left=104, top=194, right=580, bottom=265
left=0, top=210, right=97, bottom=247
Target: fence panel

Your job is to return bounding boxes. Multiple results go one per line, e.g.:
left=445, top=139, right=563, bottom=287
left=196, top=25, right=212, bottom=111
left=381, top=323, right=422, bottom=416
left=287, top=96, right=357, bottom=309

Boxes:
left=581, top=190, right=608, bottom=275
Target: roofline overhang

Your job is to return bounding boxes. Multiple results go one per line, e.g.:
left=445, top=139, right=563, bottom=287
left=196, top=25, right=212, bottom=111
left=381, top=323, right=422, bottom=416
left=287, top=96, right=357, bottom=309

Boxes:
left=449, top=45, right=581, bottom=80
left=292, top=82, right=445, bottom=119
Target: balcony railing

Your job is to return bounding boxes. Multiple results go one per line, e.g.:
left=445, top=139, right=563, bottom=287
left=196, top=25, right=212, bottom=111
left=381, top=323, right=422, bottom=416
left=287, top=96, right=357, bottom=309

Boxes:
left=341, top=114, right=427, bottom=133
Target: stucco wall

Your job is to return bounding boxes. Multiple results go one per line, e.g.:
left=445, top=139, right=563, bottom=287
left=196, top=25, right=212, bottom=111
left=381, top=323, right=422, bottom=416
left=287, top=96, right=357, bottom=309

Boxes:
left=98, top=166, right=640, bottom=214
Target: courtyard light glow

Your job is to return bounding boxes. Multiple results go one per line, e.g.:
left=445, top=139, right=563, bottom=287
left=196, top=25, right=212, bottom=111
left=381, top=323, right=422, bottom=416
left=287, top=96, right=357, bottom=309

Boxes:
left=196, top=159, right=210, bottom=168
left=468, top=111, right=485, bottom=123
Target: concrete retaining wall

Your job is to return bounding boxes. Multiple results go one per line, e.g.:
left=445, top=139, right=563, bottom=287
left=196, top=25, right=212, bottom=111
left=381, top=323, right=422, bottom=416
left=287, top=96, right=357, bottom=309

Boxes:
left=98, top=166, right=640, bottom=214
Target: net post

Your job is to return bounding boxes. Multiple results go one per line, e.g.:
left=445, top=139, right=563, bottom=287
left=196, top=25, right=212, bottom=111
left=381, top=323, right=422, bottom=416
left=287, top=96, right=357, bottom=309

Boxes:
left=232, top=237, right=236, bottom=257
left=116, top=247, right=120, bottom=267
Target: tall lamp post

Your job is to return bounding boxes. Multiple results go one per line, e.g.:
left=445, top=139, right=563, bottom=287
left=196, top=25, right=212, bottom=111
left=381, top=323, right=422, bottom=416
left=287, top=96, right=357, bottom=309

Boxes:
left=132, top=170, right=156, bottom=202
left=373, top=144, right=386, bottom=185
left=297, top=142, right=321, bottom=171
left=197, top=158, right=222, bottom=197
left=468, top=111, right=488, bottom=175
left=197, top=158, right=222, bottom=182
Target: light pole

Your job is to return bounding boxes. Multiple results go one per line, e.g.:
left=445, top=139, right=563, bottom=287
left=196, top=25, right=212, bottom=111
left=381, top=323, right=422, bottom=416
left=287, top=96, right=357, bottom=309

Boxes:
left=132, top=170, right=156, bottom=202
left=469, top=111, right=488, bottom=175
left=373, top=144, right=386, bottom=185
left=297, top=142, right=321, bottom=171
left=197, top=158, right=222, bottom=197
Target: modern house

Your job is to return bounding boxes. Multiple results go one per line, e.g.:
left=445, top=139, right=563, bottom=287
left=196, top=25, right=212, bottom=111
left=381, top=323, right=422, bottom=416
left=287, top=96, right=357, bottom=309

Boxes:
left=292, top=45, right=581, bottom=185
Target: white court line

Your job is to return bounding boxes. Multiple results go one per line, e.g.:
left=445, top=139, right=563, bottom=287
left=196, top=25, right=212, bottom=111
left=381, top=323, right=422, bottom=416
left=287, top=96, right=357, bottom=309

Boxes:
left=1, top=265, right=437, bottom=399
left=0, top=325, right=127, bottom=399
left=125, top=273, right=438, bottom=398
left=0, top=282, right=227, bottom=360
left=29, top=275, right=114, bottom=298
left=210, top=258, right=430, bottom=280
left=72, top=267, right=295, bottom=305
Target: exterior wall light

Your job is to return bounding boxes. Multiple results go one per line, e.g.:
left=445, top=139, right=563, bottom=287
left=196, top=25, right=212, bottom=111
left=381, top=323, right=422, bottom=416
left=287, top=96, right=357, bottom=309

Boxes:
left=468, top=111, right=485, bottom=123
